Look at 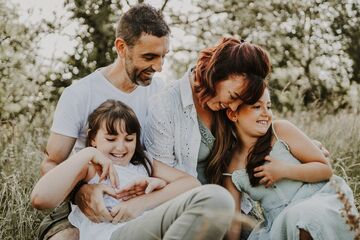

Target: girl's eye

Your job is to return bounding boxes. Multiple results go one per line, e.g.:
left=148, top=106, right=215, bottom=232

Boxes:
left=125, top=137, right=135, bottom=142
left=267, top=106, right=272, bottom=110
left=105, top=138, right=115, bottom=142
left=252, top=105, right=261, bottom=109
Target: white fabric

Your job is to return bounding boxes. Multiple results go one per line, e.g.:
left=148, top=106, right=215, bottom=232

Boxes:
left=51, top=70, right=165, bottom=153
left=144, top=69, right=253, bottom=213
left=144, top=69, right=201, bottom=177
left=68, top=163, right=150, bottom=240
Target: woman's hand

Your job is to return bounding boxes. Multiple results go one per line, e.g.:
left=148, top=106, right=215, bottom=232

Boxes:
left=89, top=147, right=119, bottom=188
left=116, top=177, right=167, bottom=201
left=253, top=155, right=289, bottom=188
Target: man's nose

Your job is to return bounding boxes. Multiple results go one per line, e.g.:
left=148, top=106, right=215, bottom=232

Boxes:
left=152, top=57, right=164, bottom=72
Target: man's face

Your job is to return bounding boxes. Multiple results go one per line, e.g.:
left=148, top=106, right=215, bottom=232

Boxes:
left=124, top=33, right=170, bottom=86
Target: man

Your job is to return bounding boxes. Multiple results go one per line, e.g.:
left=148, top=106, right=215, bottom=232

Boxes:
left=38, top=4, right=170, bottom=240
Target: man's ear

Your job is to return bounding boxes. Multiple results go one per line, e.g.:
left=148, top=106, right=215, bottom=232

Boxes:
left=114, top=37, right=126, bottom=57
left=226, top=108, right=238, bottom=122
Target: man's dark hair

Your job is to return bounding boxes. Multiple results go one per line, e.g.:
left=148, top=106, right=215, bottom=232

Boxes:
left=116, top=4, right=170, bottom=46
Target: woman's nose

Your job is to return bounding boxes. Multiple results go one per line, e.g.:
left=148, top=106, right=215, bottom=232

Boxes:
left=228, top=99, right=242, bottom=111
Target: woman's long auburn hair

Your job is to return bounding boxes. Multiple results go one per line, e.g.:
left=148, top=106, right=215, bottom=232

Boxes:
left=86, top=99, right=152, bottom=176
left=196, top=37, right=271, bottom=185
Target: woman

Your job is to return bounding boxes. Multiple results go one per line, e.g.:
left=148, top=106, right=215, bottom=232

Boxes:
left=144, top=37, right=270, bottom=183
left=143, top=37, right=271, bottom=238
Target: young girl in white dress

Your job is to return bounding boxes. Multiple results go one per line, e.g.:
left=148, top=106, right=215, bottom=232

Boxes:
left=31, top=99, right=234, bottom=240
left=223, top=87, right=358, bottom=240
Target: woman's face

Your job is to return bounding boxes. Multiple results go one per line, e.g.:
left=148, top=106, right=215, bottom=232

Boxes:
left=229, top=88, right=272, bottom=138
left=206, top=75, right=246, bottom=111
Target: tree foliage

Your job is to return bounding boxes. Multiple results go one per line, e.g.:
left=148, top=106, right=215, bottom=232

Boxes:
left=168, top=0, right=360, bottom=113
left=0, top=0, right=54, bottom=122
left=56, top=0, right=123, bottom=83
left=2, top=0, right=359, bottom=121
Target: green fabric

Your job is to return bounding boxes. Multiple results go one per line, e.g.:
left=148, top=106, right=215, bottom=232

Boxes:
left=110, top=185, right=234, bottom=240
left=196, top=117, right=215, bottom=185
left=37, top=201, right=73, bottom=240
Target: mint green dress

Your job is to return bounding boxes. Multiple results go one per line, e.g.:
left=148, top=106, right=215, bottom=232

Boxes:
left=228, top=134, right=358, bottom=240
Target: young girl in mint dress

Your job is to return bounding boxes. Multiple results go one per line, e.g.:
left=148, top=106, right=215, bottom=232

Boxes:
left=223, top=87, right=358, bottom=240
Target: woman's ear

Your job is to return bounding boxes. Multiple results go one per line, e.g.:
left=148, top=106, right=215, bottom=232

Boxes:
left=114, top=37, right=126, bottom=57
left=226, top=108, right=238, bottom=122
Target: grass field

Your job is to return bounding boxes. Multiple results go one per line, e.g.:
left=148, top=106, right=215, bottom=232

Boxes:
left=0, top=110, right=359, bottom=240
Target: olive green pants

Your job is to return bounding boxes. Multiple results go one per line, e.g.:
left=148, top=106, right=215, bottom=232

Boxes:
left=38, top=185, right=237, bottom=240
left=37, top=201, right=75, bottom=240
left=110, top=185, right=235, bottom=240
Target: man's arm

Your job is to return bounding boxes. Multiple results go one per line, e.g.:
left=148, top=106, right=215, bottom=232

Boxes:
left=40, top=132, right=76, bottom=176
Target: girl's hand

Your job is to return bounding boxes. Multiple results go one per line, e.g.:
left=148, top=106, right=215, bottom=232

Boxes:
left=312, top=139, right=330, bottom=158
left=110, top=199, right=146, bottom=224
left=89, top=148, right=119, bottom=188
left=116, top=177, right=167, bottom=201
left=253, top=155, right=288, bottom=188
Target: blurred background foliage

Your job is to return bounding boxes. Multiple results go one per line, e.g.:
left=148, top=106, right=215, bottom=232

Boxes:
left=1, top=0, right=360, bottom=123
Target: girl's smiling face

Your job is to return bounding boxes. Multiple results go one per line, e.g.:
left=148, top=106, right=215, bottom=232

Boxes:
left=91, top=120, right=136, bottom=166
left=229, top=88, right=273, bottom=138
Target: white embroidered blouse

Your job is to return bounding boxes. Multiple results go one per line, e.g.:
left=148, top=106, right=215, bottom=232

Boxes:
left=144, top=69, right=201, bottom=177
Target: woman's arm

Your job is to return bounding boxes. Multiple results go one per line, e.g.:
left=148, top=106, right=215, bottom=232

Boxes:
left=255, top=120, right=332, bottom=185
left=143, top=93, right=177, bottom=167
left=110, top=160, right=201, bottom=223
left=223, top=175, right=242, bottom=240
left=31, top=147, right=118, bottom=209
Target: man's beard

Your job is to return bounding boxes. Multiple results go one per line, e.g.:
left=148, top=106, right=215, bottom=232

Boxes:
left=125, top=58, right=154, bottom=87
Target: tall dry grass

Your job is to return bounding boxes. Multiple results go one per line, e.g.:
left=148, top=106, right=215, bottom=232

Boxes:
left=0, top=111, right=359, bottom=239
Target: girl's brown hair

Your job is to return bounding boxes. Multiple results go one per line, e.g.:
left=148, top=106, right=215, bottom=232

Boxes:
left=86, top=99, right=152, bottom=176
left=198, top=37, right=271, bottom=184
left=246, top=125, right=273, bottom=187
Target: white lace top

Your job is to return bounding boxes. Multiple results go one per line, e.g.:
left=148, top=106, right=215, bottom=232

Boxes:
left=144, top=69, right=201, bottom=177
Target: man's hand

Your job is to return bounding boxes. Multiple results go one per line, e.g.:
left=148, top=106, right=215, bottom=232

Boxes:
left=74, top=183, right=117, bottom=223
left=110, top=198, right=146, bottom=224
left=253, top=156, right=289, bottom=188
left=116, top=177, right=167, bottom=201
